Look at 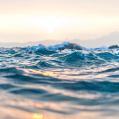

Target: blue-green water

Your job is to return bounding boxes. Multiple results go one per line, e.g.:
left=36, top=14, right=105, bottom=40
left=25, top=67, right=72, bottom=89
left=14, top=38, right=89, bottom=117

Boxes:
left=0, top=43, right=119, bottom=119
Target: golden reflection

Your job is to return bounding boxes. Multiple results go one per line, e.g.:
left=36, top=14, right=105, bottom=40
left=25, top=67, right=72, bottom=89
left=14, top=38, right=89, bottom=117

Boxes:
left=30, top=69, right=57, bottom=77
left=32, top=113, right=43, bottom=119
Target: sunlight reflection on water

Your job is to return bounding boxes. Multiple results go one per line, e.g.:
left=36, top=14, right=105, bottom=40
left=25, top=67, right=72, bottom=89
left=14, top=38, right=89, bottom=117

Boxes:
left=32, top=113, right=43, bottom=119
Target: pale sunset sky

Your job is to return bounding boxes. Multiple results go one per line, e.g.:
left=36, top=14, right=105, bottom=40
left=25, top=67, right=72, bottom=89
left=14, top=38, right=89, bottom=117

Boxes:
left=0, top=0, right=119, bottom=42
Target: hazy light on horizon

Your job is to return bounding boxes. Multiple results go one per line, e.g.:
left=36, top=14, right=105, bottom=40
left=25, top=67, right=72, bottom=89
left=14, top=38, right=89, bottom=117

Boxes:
left=0, top=0, right=119, bottom=42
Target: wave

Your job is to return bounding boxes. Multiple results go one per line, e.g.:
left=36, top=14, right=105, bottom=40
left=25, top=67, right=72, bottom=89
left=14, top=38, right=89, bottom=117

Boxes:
left=26, top=41, right=109, bottom=51
left=1, top=41, right=119, bottom=119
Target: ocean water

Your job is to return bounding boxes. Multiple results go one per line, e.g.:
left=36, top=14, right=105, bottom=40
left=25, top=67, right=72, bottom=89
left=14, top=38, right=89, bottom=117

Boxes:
left=0, top=42, right=119, bottom=119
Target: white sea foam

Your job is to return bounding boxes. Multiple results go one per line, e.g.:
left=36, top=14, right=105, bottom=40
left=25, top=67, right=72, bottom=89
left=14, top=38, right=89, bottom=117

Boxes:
left=26, top=41, right=70, bottom=51
left=26, top=41, right=109, bottom=52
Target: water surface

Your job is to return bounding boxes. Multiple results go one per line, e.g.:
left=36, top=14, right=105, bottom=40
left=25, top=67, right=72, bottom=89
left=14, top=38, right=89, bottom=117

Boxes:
left=0, top=44, right=119, bottom=119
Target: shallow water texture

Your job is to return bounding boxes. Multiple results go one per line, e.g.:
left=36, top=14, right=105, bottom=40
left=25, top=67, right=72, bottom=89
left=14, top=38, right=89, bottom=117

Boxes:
left=1, top=47, right=119, bottom=119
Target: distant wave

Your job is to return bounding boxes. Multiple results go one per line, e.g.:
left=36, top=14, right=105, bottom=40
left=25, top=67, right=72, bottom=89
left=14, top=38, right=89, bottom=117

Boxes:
left=26, top=41, right=109, bottom=51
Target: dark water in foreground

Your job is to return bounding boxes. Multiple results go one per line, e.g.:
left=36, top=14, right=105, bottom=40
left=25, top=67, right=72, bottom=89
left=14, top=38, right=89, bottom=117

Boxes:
left=1, top=47, right=119, bottom=119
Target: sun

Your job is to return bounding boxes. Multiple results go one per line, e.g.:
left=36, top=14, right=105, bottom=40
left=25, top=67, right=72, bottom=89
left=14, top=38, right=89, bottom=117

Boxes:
left=49, top=29, right=53, bottom=33
left=40, top=15, right=59, bottom=33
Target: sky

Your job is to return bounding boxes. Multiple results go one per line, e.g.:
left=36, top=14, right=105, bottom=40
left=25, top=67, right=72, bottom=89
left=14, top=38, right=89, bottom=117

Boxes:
left=0, top=0, right=119, bottom=42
